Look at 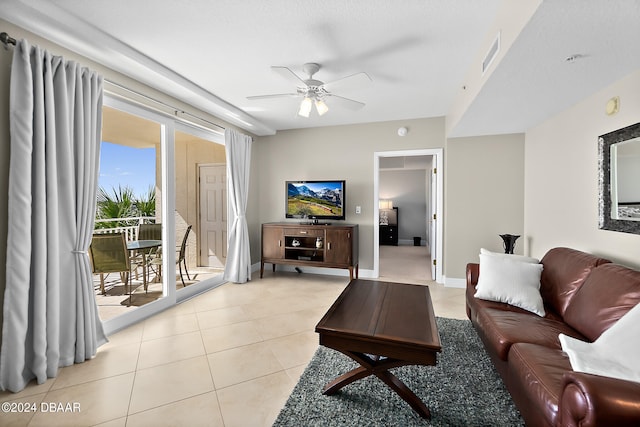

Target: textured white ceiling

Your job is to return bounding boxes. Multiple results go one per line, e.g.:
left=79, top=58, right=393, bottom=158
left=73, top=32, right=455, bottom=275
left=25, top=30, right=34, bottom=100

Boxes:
left=452, top=0, right=640, bottom=137
left=1, top=0, right=639, bottom=136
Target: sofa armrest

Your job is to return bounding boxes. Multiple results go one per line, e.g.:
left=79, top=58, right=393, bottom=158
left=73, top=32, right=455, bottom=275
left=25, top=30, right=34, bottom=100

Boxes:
left=559, top=371, right=640, bottom=427
left=466, top=263, right=479, bottom=286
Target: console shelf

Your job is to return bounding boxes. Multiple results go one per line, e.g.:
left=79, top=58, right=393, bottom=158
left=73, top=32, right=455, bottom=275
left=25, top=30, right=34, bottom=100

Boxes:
left=261, top=222, right=359, bottom=280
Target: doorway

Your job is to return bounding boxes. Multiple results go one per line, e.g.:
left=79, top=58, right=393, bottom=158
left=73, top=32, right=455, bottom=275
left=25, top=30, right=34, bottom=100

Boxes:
left=373, top=149, right=443, bottom=283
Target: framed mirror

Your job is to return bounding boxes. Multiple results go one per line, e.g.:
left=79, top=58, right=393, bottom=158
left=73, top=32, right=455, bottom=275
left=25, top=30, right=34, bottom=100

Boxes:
left=598, top=122, right=640, bottom=233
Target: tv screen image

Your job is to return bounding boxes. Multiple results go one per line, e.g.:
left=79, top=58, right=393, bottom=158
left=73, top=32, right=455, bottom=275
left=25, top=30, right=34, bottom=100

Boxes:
left=286, top=180, right=345, bottom=221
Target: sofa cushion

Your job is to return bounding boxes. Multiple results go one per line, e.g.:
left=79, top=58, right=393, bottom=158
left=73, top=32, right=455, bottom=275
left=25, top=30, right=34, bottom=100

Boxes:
left=539, top=247, right=611, bottom=317
left=474, top=308, right=584, bottom=361
left=475, top=253, right=545, bottom=316
left=507, top=343, right=572, bottom=427
left=563, top=263, right=640, bottom=342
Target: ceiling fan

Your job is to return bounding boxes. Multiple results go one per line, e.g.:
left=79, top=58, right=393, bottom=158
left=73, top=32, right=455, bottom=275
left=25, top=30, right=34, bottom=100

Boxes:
left=247, top=63, right=371, bottom=117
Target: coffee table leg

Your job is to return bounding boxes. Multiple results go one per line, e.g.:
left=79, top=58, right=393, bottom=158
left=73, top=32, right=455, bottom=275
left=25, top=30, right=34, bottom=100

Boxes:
left=375, top=369, right=431, bottom=419
left=322, top=366, right=370, bottom=395
left=322, top=351, right=431, bottom=419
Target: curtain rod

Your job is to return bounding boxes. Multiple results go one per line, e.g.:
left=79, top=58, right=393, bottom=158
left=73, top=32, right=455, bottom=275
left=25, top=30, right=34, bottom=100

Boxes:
left=1, top=30, right=225, bottom=132
left=1, top=31, right=17, bottom=47
left=105, top=80, right=225, bottom=131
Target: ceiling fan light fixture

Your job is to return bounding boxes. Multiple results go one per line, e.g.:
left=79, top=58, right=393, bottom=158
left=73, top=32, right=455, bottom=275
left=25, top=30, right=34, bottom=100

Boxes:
left=249, top=63, right=370, bottom=118
left=315, top=99, right=329, bottom=116
left=298, top=97, right=312, bottom=117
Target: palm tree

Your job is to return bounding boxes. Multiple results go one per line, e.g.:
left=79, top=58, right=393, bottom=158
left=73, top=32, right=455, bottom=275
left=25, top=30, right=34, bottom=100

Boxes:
left=95, top=184, right=158, bottom=229
left=135, top=186, right=156, bottom=217
left=95, top=185, right=136, bottom=229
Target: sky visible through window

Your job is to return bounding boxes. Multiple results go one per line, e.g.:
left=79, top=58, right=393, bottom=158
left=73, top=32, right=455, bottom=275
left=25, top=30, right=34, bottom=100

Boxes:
left=99, top=141, right=156, bottom=198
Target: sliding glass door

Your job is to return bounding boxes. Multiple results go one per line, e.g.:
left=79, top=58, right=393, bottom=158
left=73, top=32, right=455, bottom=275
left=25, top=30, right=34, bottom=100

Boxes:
left=95, top=103, right=168, bottom=325
left=97, top=96, right=226, bottom=334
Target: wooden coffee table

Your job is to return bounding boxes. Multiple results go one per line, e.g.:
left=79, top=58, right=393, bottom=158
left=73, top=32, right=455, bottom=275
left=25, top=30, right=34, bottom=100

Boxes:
left=315, top=279, right=441, bottom=419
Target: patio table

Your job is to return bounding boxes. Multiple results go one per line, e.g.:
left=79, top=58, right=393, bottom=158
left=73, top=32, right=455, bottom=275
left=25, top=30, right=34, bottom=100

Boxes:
left=127, top=239, right=162, bottom=293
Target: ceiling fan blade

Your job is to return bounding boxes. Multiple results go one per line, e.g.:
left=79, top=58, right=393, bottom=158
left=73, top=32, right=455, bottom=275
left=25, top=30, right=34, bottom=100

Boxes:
left=247, top=93, right=300, bottom=100
left=271, top=66, right=308, bottom=87
left=325, top=94, right=365, bottom=111
left=323, top=72, right=372, bottom=93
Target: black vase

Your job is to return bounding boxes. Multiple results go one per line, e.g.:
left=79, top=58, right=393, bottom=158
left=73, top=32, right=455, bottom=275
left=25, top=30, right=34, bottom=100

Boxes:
left=499, top=234, right=520, bottom=254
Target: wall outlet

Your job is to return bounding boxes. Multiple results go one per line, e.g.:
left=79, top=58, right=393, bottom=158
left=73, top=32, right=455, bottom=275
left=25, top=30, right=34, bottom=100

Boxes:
left=355, top=206, right=362, bottom=214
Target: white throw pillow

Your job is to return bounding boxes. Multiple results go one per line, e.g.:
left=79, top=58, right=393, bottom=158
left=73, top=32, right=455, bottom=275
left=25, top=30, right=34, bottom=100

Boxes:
left=475, top=253, right=545, bottom=316
left=560, top=302, right=640, bottom=383
left=480, top=248, right=539, bottom=264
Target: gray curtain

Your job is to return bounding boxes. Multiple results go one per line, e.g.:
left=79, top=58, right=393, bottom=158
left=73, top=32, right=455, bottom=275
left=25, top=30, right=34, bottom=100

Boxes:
left=1, top=39, right=107, bottom=393
left=223, top=129, right=252, bottom=283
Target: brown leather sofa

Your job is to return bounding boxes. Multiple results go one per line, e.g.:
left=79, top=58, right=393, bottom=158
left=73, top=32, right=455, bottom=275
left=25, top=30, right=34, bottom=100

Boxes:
left=466, top=247, right=640, bottom=427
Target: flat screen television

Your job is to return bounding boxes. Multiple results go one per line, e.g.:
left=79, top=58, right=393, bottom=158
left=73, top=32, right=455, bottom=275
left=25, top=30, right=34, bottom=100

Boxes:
left=286, top=180, right=345, bottom=223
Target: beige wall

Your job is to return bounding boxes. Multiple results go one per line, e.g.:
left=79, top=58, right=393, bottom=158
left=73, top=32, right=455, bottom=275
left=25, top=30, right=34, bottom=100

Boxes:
left=444, top=134, right=525, bottom=281
left=252, top=118, right=527, bottom=282
left=525, top=69, right=640, bottom=268
left=254, top=117, right=447, bottom=273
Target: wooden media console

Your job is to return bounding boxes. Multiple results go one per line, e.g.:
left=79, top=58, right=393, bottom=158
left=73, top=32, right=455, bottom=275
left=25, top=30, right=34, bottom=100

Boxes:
left=260, top=222, right=359, bottom=280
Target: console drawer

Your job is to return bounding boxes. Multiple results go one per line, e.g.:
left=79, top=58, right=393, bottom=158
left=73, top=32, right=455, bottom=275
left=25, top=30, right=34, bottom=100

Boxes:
left=285, top=228, right=324, bottom=238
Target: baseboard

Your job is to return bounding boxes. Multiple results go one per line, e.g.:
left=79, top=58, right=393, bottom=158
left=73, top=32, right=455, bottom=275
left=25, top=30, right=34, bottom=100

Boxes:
left=443, top=276, right=466, bottom=288
left=397, top=239, right=424, bottom=246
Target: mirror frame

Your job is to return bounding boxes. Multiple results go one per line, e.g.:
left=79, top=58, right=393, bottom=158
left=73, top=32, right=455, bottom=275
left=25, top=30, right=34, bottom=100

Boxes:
left=598, top=121, right=640, bottom=234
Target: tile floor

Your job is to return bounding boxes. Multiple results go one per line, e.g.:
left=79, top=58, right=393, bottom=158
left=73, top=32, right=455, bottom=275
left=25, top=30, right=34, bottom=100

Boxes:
left=1, top=251, right=466, bottom=427
left=95, top=267, right=224, bottom=321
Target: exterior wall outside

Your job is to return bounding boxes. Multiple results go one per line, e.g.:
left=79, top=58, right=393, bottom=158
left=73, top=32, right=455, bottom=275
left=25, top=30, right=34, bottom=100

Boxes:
left=525, top=69, right=640, bottom=269
left=175, top=136, right=226, bottom=268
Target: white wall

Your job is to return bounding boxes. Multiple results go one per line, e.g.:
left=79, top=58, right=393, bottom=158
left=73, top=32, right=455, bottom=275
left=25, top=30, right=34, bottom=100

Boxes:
left=525, top=69, right=640, bottom=268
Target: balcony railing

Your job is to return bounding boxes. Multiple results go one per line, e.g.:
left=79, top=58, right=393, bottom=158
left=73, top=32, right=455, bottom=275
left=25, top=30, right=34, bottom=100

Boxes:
left=93, top=216, right=156, bottom=241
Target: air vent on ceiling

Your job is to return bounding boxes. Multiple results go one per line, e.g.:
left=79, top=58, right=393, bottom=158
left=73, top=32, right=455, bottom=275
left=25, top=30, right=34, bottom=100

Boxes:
left=482, top=32, right=501, bottom=75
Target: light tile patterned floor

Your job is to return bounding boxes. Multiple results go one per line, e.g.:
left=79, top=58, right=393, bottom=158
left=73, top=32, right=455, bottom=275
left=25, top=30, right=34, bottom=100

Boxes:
left=0, top=247, right=466, bottom=427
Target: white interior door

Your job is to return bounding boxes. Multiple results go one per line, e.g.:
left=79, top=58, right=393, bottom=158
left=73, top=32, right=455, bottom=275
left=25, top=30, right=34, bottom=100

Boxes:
left=199, top=164, right=227, bottom=268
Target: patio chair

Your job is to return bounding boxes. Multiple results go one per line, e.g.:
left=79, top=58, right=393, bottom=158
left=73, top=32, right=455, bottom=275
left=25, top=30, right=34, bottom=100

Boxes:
left=134, top=223, right=162, bottom=282
left=138, top=223, right=162, bottom=240
left=177, top=225, right=193, bottom=286
left=149, top=224, right=193, bottom=287
left=89, top=233, right=133, bottom=304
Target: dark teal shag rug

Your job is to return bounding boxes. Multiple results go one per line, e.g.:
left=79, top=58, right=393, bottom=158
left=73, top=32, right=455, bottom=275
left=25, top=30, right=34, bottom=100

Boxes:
left=273, top=317, right=523, bottom=426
